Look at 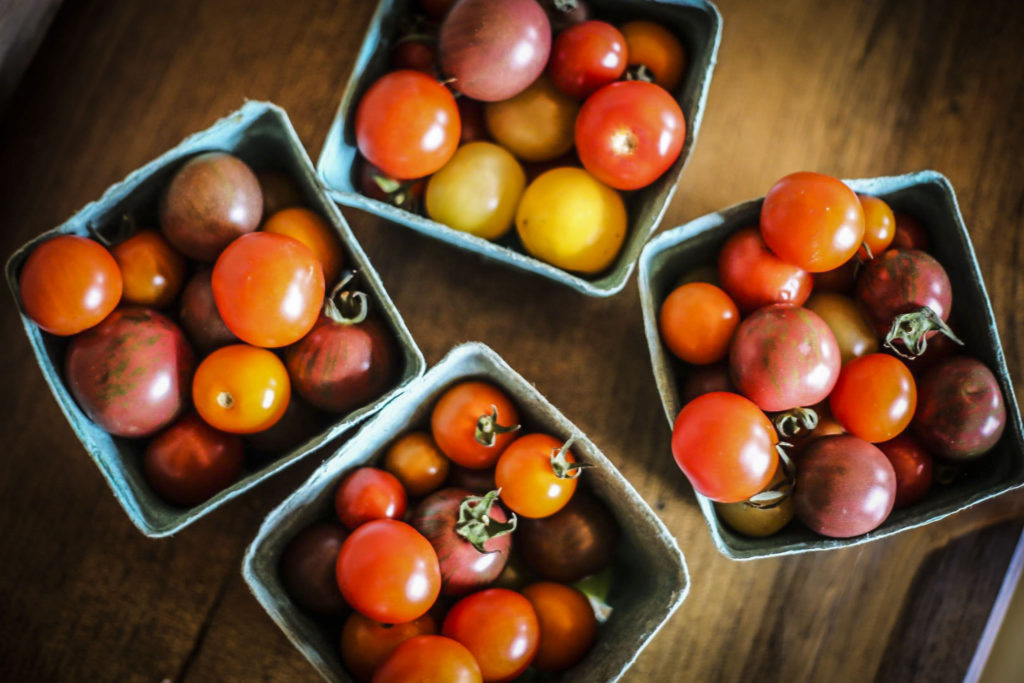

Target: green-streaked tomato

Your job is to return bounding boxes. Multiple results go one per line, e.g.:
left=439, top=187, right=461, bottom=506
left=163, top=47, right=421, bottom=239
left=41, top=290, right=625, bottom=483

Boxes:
left=485, top=75, right=579, bottom=162
left=805, top=292, right=879, bottom=365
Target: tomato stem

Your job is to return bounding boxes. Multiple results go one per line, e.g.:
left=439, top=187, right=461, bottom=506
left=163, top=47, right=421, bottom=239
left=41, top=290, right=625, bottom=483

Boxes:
left=323, top=270, right=369, bottom=325
left=883, top=306, right=963, bottom=359
left=772, top=407, right=819, bottom=439
left=455, top=489, right=517, bottom=554
left=745, top=445, right=795, bottom=510
left=624, top=64, right=656, bottom=84
left=550, top=438, right=594, bottom=479
left=216, top=391, right=234, bottom=409
left=474, top=405, right=521, bottom=447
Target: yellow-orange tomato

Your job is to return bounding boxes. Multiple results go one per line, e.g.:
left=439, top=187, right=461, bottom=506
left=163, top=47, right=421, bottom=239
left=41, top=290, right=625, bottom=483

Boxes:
left=384, top=432, right=450, bottom=497
left=340, top=612, right=436, bottom=682
left=484, top=75, right=579, bottom=162
left=112, top=229, right=187, bottom=308
left=857, top=194, right=896, bottom=260
left=659, top=283, right=739, bottom=364
left=620, top=20, right=686, bottom=92
left=496, top=434, right=578, bottom=518
left=521, top=582, right=596, bottom=671
left=193, top=344, right=290, bottom=433
left=262, top=207, right=345, bottom=286
left=431, top=381, right=521, bottom=469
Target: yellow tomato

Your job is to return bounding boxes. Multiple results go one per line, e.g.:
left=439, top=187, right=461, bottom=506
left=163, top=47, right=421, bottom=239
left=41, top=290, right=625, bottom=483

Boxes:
left=515, top=167, right=626, bottom=273
left=193, top=344, right=291, bottom=434
left=484, top=75, right=579, bottom=162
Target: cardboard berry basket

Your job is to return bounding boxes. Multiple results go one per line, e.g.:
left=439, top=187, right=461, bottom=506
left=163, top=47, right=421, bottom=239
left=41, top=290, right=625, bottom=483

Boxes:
left=5, top=101, right=426, bottom=537
left=316, top=0, right=721, bottom=296
left=637, top=170, right=1024, bottom=560
left=243, top=342, right=688, bottom=682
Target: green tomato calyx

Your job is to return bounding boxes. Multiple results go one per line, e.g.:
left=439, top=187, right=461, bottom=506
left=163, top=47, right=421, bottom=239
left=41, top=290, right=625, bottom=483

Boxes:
left=455, top=489, right=517, bottom=554
left=474, top=405, right=520, bottom=447
left=884, top=306, right=963, bottom=359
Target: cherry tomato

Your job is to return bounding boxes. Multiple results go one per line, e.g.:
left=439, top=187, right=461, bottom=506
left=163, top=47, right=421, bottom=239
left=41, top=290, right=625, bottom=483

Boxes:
left=178, top=268, right=239, bottom=354
left=355, top=70, right=460, bottom=180
left=857, top=194, right=895, bottom=259
left=517, top=489, right=619, bottom=582
left=256, top=169, right=305, bottom=216
left=521, top=582, right=596, bottom=671
left=143, top=413, right=244, bottom=506
left=679, top=364, right=734, bottom=404
left=431, top=381, right=520, bottom=469
left=384, top=432, right=450, bottom=498
left=620, top=20, right=686, bottom=92
left=262, top=208, right=345, bottom=286
left=891, top=212, right=930, bottom=251
left=373, top=635, right=481, bottom=683
left=448, top=465, right=497, bottom=495
left=760, top=172, right=865, bottom=273
left=280, top=522, right=349, bottom=616
left=829, top=353, right=916, bottom=443
left=548, top=21, right=626, bottom=99
left=813, top=260, right=858, bottom=294
left=212, top=231, right=325, bottom=348
left=192, top=344, right=291, bottom=434
left=877, top=434, right=933, bottom=508
left=484, top=75, right=579, bottom=162
left=515, top=167, right=626, bottom=273
left=671, top=392, right=778, bottom=503
left=341, top=612, right=436, bottom=682
left=111, top=229, right=186, bottom=308
left=575, top=81, right=685, bottom=191
left=659, top=283, right=738, bottom=364
left=713, top=467, right=793, bottom=537
left=791, top=406, right=846, bottom=457
left=391, top=38, right=437, bottom=74
left=18, top=235, right=122, bottom=336
left=913, top=357, right=1006, bottom=460
left=335, top=467, right=408, bottom=529
left=442, top=588, right=539, bottom=682
left=717, top=226, right=812, bottom=313
left=495, top=434, right=579, bottom=518
left=804, top=292, right=878, bottom=364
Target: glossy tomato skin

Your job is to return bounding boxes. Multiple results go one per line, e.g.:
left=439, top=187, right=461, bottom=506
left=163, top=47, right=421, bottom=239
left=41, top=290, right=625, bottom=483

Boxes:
left=336, top=519, right=441, bottom=624
left=679, top=364, right=734, bottom=404
left=913, top=357, right=1006, bottom=460
left=805, top=292, right=879, bottom=365
left=111, top=229, right=187, bottom=308
left=829, top=354, right=916, bottom=443
left=385, top=432, right=450, bottom=497
left=280, top=522, right=349, bottom=616
left=517, top=489, right=618, bottom=582
left=335, top=467, right=407, bottom=529
left=342, top=612, right=436, bottom=682
left=484, top=75, right=578, bottom=162
left=262, top=208, right=345, bottom=286
left=729, top=305, right=841, bottom=412
left=521, top=582, right=596, bottom=671
left=431, top=381, right=520, bottom=469
left=575, top=81, right=685, bottom=190
left=178, top=268, right=239, bottom=354
left=659, top=283, right=739, bottom=365
left=143, top=413, right=244, bottom=506
left=793, top=435, right=896, bottom=538
left=192, top=344, right=291, bottom=434
left=66, top=307, right=194, bottom=437
left=891, top=212, right=930, bottom=251
left=877, top=434, right=933, bottom=508
left=857, top=194, right=895, bottom=259
left=373, top=635, right=481, bottom=683
left=620, top=20, right=686, bottom=92
left=548, top=20, right=626, bottom=99
left=671, top=392, right=779, bottom=502
left=442, top=588, right=539, bottom=682
left=856, top=248, right=952, bottom=338
left=717, top=226, right=812, bottom=313
left=714, top=468, right=794, bottom=538
left=495, top=433, right=578, bottom=518
left=356, top=70, right=460, bottom=180
left=760, top=172, right=865, bottom=273
left=19, top=235, right=122, bottom=336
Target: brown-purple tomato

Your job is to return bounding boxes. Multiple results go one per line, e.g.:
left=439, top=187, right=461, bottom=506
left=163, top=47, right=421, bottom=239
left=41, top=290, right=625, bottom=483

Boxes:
left=679, top=364, right=734, bottom=405
left=877, top=433, right=933, bottom=508
left=280, top=522, right=349, bottom=616
left=179, top=268, right=239, bottom=354
left=517, top=489, right=619, bottom=582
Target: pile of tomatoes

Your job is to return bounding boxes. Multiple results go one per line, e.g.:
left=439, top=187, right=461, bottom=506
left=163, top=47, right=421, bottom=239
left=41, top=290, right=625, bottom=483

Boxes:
left=354, top=0, right=688, bottom=275
left=17, top=151, right=397, bottom=507
left=280, top=379, right=620, bottom=681
left=660, top=171, right=1008, bottom=539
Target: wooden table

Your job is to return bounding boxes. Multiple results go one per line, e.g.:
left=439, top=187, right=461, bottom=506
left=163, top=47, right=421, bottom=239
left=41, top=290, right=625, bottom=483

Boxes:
left=2, top=0, right=1023, bottom=680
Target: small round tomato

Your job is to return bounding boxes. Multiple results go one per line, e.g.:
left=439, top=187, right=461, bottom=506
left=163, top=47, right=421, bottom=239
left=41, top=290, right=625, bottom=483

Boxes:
left=813, top=260, right=858, bottom=293
left=548, top=21, right=626, bottom=99
left=517, top=490, right=619, bottom=582
left=671, top=392, right=779, bottom=503
left=336, top=519, right=441, bottom=624
left=425, top=142, right=526, bottom=240
left=829, top=354, right=916, bottom=443
left=760, top=172, right=865, bottom=273
left=857, top=194, right=895, bottom=259
left=374, top=635, right=481, bottom=683
left=448, top=465, right=497, bottom=495
left=355, top=70, right=460, bottom=180
left=484, top=75, right=579, bottom=162
left=179, top=268, right=239, bottom=354
left=891, top=212, right=930, bottom=251
left=804, top=292, right=878, bottom=364
left=877, top=434, right=933, bottom=508
left=212, top=232, right=325, bottom=348
left=442, top=588, right=539, bottom=682
left=679, top=364, right=734, bottom=404
left=143, top=413, right=244, bottom=506
left=392, top=38, right=437, bottom=74
left=521, top=582, right=596, bottom=672
left=515, top=167, right=626, bottom=273
left=280, top=522, right=349, bottom=616
left=193, top=344, right=291, bottom=433
left=263, top=208, right=345, bottom=286
left=256, top=169, right=305, bottom=216
left=620, top=20, right=686, bottom=91
left=335, top=467, right=408, bottom=530
left=575, top=81, right=685, bottom=190
left=713, top=467, right=794, bottom=537
left=111, top=229, right=186, bottom=308
left=913, top=357, right=1006, bottom=460
left=717, top=226, right=812, bottom=313
left=659, top=283, right=738, bottom=364
left=18, top=235, right=122, bottom=336
left=431, top=381, right=521, bottom=469
left=341, top=612, right=436, bottom=682
left=384, top=432, right=450, bottom=498
left=495, top=434, right=579, bottom=518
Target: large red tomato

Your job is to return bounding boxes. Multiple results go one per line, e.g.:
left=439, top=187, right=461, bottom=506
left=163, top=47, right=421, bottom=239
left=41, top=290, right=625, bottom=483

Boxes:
left=143, top=413, right=244, bottom=506
left=717, top=226, right=812, bottom=313
left=442, top=588, right=539, bottom=682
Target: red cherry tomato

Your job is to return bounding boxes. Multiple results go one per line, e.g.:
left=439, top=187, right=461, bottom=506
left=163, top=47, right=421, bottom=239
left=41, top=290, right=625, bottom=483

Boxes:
left=575, top=81, right=685, bottom=190
left=495, top=434, right=579, bottom=518
left=891, top=212, right=930, bottom=251
left=442, top=588, right=539, bottom=682
left=335, top=467, right=408, bottom=530
left=659, top=283, right=739, bottom=364
left=373, top=635, right=481, bottom=683
left=112, top=229, right=187, bottom=308
left=143, top=413, right=244, bottom=506
left=717, top=226, right=812, bottom=313
left=431, top=381, right=521, bottom=469
left=548, top=21, right=627, bottom=99
left=829, top=354, right=917, bottom=443
left=391, top=39, right=437, bottom=75
left=857, top=194, right=895, bottom=259
left=877, top=433, right=933, bottom=508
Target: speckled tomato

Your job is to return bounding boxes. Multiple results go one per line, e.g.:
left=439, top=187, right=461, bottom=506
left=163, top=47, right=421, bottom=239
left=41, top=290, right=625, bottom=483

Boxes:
left=793, top=435, right=896, bottom=538
left=729, top=305, right=841, bottom=412
left=913, top=357, right=1006, bottom=460
left=178, top=268, right=239, bottom=354
left=717, top=226, right=812, bottom=313
left=143, top=413, right=243, bottom=506
left=517, top=489, right=619, bottom=582
left=442, top=588, right=539, bottom=682
left=280, top=522, right=349, bottom=616
left=65, top=307, right=194, bottom=437
left=877, top=433, right=933, bottom=508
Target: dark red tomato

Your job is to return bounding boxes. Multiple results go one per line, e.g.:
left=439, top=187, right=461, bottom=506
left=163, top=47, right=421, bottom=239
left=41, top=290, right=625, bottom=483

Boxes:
left=717, top=226, right=813, bottom=313
left=179, top=268, right=239, bottom=354
left=517, top=489, right=618, bottom=582
left=355, top=70, right=460, bottom=180
left=448, top=464, right=496, bottom=495
left=373, top=635, right=481, bottom=683
left=335, top=467, right=408, bottom=529
left=679, top=363, right=734, bottom=405
left=548, top=21, right=626, bottom=99
left=814, top=260, right=859, bottom=293
left=410, top=488, right=512, bottom=595
left=540, top=0, right=590, bottom=31
left=357, top=158, right=426, bottom=212
left=65, top=307, right=194, bottom=437
left=793, top=435, right=896, bottom=538
left=336, top=519, right=441, bottom=624
left=143, top=413, right=243, bottom=506
left=245, top=395, right=324, bottom=458
left=280, top=522, right=349, bottom=616
left=891, top=212, right=930, bottom=251
left=878, top=434, right=933, bottom=508
left=829, top=354, right=916, bottom=443
left=575, top=80, right=685, bottom=190
left=342, top=612, right=437, bottom=682
left=392, top=39, right=437, bottom=74
left=913, top=357, right=1006, bottom=460
left=442, top=588, right=539, bottom=682
left=729, top=305, right=841, bottom=412
left=457, top=97, right=488, bottom=144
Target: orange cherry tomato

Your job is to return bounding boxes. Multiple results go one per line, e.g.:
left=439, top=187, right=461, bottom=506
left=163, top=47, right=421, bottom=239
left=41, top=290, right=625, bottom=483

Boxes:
left=495, top=433, right=579, bottom=518
left=659, top=282, right=739, bottom=364
left=442, top=588, right=539, bottom=682
left=262, top=208, right=345, bottom=286
left=340, top=612, right=436, bottom=682
left=384, top=432, right=450, bottom=497
left=857, top=195, right=895, bottom=260
left=620, top=20, right=686, bottom=92
left=334, top=467, right=407, bottom=530
left=521, top=582, right=596, bottom=671
left=192, top=344, right=291, bottom=433
left=829, top=353, right=917, bottom=443
left=18, top=235, right=122, bottom=335
left=111, top=229, right=187, bottom=308
left=431, top=381, right=521, bottom=469
left=373, top=635, right=481, bottom=683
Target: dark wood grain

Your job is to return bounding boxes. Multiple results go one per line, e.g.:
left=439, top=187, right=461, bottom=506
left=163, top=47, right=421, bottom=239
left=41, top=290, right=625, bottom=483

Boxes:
left=1, top=0, right=1023, bottom=681
left=0, top=0, right=62, bottom=113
